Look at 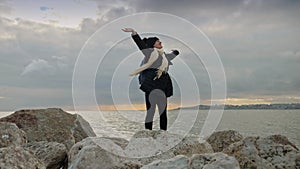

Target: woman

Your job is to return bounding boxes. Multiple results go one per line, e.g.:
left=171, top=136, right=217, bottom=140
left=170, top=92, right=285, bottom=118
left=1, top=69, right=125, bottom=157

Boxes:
left=122, top=28, right=179, bottom=130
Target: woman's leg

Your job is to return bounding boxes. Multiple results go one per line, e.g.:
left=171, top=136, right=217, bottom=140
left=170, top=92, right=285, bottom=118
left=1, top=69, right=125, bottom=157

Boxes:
left=157, top=93, right=167, bottom=130
left=148, top=89, right=168, bottom=130
left=145, top=92, right=155, bottom=130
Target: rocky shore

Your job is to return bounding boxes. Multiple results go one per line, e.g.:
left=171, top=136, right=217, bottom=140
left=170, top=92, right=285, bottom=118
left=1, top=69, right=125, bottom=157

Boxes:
left=0, top=108, right=299, bottom=169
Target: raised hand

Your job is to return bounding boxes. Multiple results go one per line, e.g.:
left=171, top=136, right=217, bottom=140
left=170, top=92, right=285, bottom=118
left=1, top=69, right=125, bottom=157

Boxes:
left=122, top=28, right=135, bottom=33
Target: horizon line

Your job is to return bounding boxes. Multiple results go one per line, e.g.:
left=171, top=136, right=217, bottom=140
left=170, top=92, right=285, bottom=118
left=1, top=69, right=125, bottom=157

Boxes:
left=1, top=102, right=300, bottom=112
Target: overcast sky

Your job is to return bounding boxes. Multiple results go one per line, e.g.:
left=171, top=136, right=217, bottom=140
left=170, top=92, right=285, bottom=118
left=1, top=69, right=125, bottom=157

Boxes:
left=0, top=0, right=300, bottom=111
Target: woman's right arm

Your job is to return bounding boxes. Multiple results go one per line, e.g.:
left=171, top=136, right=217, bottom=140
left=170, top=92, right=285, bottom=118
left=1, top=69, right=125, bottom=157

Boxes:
left=122, top=28, right=147, bottom=50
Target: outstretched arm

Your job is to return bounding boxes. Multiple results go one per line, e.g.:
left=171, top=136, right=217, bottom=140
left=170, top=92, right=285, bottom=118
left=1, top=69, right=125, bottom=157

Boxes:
left=122, top=28, right=147, bottom=50
left=165, top=50, right=180, bottom=61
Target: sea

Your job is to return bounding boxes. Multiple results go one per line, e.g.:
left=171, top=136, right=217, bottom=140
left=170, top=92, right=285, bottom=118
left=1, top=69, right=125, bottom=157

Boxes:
left=1, top=109, right=299, bottom=148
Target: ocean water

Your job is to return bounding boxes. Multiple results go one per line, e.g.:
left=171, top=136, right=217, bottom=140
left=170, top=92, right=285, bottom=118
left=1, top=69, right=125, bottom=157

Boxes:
left=1, top=110, right=299, bottom=148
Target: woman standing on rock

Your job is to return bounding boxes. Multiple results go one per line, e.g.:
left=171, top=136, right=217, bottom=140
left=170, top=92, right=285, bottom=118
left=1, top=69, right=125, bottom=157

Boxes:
left=122, top=28, right=179, bottom=131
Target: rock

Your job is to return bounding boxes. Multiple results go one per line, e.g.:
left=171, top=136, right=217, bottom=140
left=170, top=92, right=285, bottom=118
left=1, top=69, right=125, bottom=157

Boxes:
left=141, top=155, right=189, bottom=169
left=266, top=134, right=299, bottom=150
left=223, top=135, right=300, bottom=169
left=171, top=136, right=213, bottom=157
left=102, top=137, right=129, bottom=149
left=0, top=108, right=96, bottom=150
left=0, top=122, right=27, bottom=148
left=124, top=130, right=213, bottom=165
left=24, top=141, right=68, bottom=169
left=296, top=155, right=300, bottom=166
left=68, top=130, right=213, bottom=168
left=141, top=153, right=240, bottom=169
left=0, top=146, right=46, bottom=169
left=189, top=152, right=240, bottom=169
left=207, top=130, right=243, bottom=152
left=68, top=137, right=140, bottom=169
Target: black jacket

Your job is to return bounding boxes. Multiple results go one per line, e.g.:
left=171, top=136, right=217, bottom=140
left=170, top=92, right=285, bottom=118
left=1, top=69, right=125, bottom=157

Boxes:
left=131, top=34, right=179, bottom=97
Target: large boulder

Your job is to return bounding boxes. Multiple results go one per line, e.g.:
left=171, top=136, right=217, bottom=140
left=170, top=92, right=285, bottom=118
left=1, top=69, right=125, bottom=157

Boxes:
left=68, top=137, right=140, bottom=169
left=189, top=153, right=240, bottom=169
left=24, top=141, right=68, bottom=169
left=0, top=108, right=96, bottom=150
left=0, top=146, right=46, bottom=169
left=141, top=153, right=240, bottom=169
left=207, top=130, right=243, bottom=152
left=68, top=130, right=213, bottom=168
left=141, top=155, right=189, bottom=169
left=0, top=122, right=27, bottom=148
left=124, top=130, right=213, bottom=164
left=223, top=135, right=300, bottom=169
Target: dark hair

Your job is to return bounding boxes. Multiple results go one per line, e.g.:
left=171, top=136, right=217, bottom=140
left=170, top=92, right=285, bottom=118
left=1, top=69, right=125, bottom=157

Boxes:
left=142, top=37, right=159, bottom=48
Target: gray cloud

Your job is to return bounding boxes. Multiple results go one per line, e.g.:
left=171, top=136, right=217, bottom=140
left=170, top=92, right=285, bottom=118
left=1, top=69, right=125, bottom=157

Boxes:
left=0, top=16, right=87, bottom=110
left=0, top=0, right=12, bottom=16
left=21, top=59, right=54, bottom=76
left=1, top=0, right=300, bottom=110
left=21, top=56, right=69, bottom=76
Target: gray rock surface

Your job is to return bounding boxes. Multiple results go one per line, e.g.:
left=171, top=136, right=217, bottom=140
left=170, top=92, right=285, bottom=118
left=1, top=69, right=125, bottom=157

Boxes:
left=207, top=130, right=243, bottom=152
left=223, top=135, right=300, bottom=169
left=125, top=130, right=213, bottom=159
left=0, top=146, right=46, bottom=169
left=68, top=137, right=140, bottom=169
left=68, top=130, right=213, bottom=168
left=141, top=153, right=240, bottom=169
left=0, top=122, right=27, bottom=148
left=24, top=141, right=68, bottom=169
left=141, top=155, right=189, bottom=169
left=190, top=152, right=240, bottom=169
left=0, top=108, right=96, bottom=150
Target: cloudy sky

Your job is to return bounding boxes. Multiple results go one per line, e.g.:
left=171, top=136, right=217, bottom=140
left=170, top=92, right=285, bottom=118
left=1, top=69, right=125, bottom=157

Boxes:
left=0, top=0, right=299, bottom=111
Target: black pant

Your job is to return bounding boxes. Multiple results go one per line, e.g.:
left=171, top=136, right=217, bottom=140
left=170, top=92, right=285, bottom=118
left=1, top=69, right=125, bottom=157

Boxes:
left=145, top=90, right=167, bottom=130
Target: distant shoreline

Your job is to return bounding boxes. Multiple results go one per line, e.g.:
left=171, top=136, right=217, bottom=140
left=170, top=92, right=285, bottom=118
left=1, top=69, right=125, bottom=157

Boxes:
left=179, top=103, right=300, bottom=110
left=0, top=103, right=300, bottom=112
